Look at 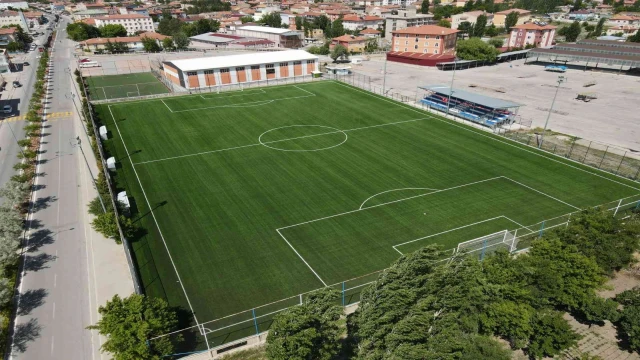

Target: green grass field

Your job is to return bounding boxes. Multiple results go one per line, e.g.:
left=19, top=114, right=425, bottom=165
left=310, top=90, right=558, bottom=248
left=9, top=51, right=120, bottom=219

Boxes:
left=94, top=81, right=640, bottom=346
left=86, top=73, right=169, bottom=100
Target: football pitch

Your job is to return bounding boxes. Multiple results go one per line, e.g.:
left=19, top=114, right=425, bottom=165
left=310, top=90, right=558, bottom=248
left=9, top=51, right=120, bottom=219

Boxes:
left=95, top=81, right=640, bottom=342
left=86, top=72, right=169, bottom=100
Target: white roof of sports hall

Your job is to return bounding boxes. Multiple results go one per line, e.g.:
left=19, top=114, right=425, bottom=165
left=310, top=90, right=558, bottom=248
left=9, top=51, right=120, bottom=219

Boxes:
left=166, top=50, right=317, bottom=72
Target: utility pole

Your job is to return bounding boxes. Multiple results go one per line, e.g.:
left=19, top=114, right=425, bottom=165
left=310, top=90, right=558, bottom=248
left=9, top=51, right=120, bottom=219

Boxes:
left=539, top=75, right=566, bottom=149
left=382, top=55, right=387, bottom=95
left=75, top=136, right=106, bottom=213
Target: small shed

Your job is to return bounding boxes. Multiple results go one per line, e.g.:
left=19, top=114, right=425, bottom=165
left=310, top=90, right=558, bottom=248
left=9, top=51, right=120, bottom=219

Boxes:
left=99, top=126, right=108, bottom=140
left=107, top=157, right=116, bottom=170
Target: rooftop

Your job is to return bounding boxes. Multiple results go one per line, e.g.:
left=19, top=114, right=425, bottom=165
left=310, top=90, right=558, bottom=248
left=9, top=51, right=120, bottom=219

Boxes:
left=332, top=35, right=367, bottom=42
left=94, top=14, right=151, bottom=20
left=342, top=14, right=383, bottom=21
left=496, top=8, right=531, bottom=15
left=392, top=25, right=459, bottom=36
left=237, top=25, right=298, bottom=34
left=511, top=23, right=556, bottom=30
left=419, top=84, right=522, bottom=109
left=165, top=50, right=317, bottom=71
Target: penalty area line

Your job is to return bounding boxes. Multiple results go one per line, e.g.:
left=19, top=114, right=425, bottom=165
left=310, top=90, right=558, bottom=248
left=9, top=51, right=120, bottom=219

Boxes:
left=276, top=229, right=328, bottom=287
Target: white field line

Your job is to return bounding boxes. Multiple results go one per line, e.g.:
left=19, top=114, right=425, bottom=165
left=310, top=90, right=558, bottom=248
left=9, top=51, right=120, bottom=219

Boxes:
left=359, top=187, right=440, bottom=210
left=293, top=85, right=315, bottom=96
left=277, top=177, right=502, bottom=231
left=502, top=215, right=535, bottom=233
left=135, top=83, right=140, bottom=96
left=100, top=87, right=107, bottom=100
left=331, top=81, right=640, bottom=192
left=168, top=93, right=315, bottom=113
left=276, top=229, right=327, bottom=286
left=92, top=81, right=160, bottom=90
left=391, top=215, right=522, bottom=255
left=501, top=176, right=580, bottom=210
left=160, top=99, right=173, bottom=113
left=133, top=116, right=430, bottom=165
left=107, top=105, right=200, bottom=325
left=200, top=88, right=266, bottom=100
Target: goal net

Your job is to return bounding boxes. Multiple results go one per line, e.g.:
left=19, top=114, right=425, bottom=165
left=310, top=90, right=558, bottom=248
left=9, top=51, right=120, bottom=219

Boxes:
left=456, top=230, right=516, bottom=258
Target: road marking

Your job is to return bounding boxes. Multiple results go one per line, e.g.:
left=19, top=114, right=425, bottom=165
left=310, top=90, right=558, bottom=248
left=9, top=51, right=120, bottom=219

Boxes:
left=52, top=302, right=55, bottom=319
left=50, top=335, right=54, bottom=355
left=53, top=274, right=56, bottom=287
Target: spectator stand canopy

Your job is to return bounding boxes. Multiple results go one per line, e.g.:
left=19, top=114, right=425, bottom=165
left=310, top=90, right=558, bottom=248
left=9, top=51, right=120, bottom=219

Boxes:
left=419, top=85, right=523, bottom=128
left=526, top=39, right=640, bottom=72
left=436, top=50, right=531, bottom=71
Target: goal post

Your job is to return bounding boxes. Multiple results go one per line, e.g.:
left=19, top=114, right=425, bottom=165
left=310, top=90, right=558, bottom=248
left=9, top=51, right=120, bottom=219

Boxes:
left=456, top=229, right=517, bottom=259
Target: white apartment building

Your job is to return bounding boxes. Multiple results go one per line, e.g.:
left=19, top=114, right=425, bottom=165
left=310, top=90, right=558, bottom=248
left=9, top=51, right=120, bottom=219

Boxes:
left=0, top=49, right=10, bottom=73
left=93, top=14, right=154, bottom=35
left=382, top=0, right=419, bottom=6
left=0, top=10, right=28, bottom=32
left=342, top=14, right=384, bottom=31
left=451, top=10, right=493, bottom=29
left=384, top=8, right=434, bottom=39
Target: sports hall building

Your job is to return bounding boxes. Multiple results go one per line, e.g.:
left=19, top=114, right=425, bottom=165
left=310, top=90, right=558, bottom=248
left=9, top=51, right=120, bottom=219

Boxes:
left=162, top=50, right=319, bottom=90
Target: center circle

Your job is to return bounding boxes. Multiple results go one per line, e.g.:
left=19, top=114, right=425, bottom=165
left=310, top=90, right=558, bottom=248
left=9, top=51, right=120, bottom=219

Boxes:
left=258, top=125, right=348, bottom=152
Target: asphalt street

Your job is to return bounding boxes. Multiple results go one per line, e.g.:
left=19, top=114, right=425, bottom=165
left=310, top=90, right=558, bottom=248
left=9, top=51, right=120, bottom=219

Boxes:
left=10, top=16, right=133, bottom=359
left=0, top=24, right=53, bottom=198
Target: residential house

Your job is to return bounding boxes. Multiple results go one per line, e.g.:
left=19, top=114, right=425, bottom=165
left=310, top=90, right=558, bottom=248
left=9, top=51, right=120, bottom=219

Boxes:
left=0, top=10, right=27, bottom=32
left=330, top=34, right=368, bottom=52
left=507, top=22, right=556, bottom=48
left=72, top=9, right=109, bottom=21
left=493, top=8, right=532, bottom=27
left=0, top=27, right=17, bottom=46
left=595, top=4, right=613, bottom=14
left=342, top=14, right=383, bottom=31
left=79, top=32, right=168, bottom=53
left=51, top=2, right=65, bottom=12
left=0, top=0, right=27, bottom=10
left=360, top=27, right=380, bottom=38
left=607, top=14, right=640, bottom=26
left=567, top=10, right=597, bottom=21
left=94, top=14, right=155, bottom=35
left=358, top=0, right=383, bottom=6
left=451, top=10, right=493, bottom=30
left=253, top=5, right=280, bottom=21
left=388, top=24, right=458, bottom=66
left=382, top=0, right=419, bottom=6
left=23, top=11, right=44, bottom=28
left=606, top=25, right=638, bottom=37
left=384, top=7, right=434, bottom=39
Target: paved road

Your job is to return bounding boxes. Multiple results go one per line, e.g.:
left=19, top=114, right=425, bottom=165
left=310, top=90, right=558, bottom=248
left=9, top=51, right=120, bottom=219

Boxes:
left=0, top=26, right=53, bottom=197
left=10, top=16, right=133, bottom=359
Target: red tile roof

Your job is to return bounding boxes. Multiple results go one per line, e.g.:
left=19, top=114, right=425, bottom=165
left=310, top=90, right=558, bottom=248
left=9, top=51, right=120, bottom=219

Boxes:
left=342, top=14, right=382, bottom=21
left=360, top=28, right=380, bottom=34
left=511, top=23, right=556, bottom=30
left=332, top=35, right=367, bottom=42
left=392, top=25, right=459, bottom=36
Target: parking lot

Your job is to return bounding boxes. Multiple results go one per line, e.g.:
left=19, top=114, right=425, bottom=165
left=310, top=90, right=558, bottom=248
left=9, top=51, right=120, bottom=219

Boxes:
left=334, top=55, right=640, bottom=152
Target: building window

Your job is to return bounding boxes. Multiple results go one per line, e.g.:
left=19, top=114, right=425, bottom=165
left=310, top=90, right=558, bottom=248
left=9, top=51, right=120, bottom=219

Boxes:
left=414, top=45, right=418, bottom=49
left=415, top=37, right=419, bottom=42
left=434, top=49, right=438, bottom=54
left=436, top=35, right=440, bottom=39
left=405, top=34, right=408, bottom=38
left=279, top=62, right=287, bottom=67
left=306, top=60, right=314, bottom=64
left=425, top=35, right=429, bottom=39
left=394, top=46, right=399, bottom=51
left=204, top=70, right=213, bottom=75
left=187, top=71, right=197, bottom=76
left=236, top=67, right=245, bottom=71
left=251, top=65, right=260, bottom=70
left=423, top=49, right=428, bottom=53
left=220, top=68, right=229, bottom=73
left=404, top=47, right=407, bottom=51
left=435, top=43, right=439, bottom=47
left=293, top=61, right=301, bottom=65
left=405, top=40, right=408, bottom=45
left=266, top=64, right=274, bottom=68
left=425, top=42, right=429, bottom=46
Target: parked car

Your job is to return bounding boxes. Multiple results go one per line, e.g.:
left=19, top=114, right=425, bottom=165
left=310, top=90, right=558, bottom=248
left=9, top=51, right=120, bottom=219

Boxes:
left=3, top=105, right=12, bottom=114
left=12, top=81, right=21, bottom=88
left=23, top=61, right=29, bottom=66
left=78, top=58, right=91, bottom=63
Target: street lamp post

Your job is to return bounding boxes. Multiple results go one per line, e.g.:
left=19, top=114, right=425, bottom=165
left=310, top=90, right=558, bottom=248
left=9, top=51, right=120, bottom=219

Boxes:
left=382, top=55, right=388, bottom=95
left=446, top=59, right=457, bottom=117
left=75, top=136, right=106, bottom=213
left=539, top=75, right=566, bottom=149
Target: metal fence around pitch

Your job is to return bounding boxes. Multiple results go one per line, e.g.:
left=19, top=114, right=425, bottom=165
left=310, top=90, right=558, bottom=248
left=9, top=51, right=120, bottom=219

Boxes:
left=149, top=191, right=640, bottom=359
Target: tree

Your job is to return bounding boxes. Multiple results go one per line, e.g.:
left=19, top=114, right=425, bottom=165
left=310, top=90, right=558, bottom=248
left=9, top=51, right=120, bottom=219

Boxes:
left=464, top=0, right=475, bottom=11
left=88, top=294, right=182, bottom=359
left=527, top=309, right=581, bottom=359
left=421, top=0, right=430, bottom=14
left=331, top=18, right=345, bottom=38
left=162, top=37, right=174, bottom=50
left=485, top=24, right=500, bottom=37
left=173, top=32, right=190, bottom=50
left=458, top=21, right=472, bottom=35
left=99, top=24, right=127, bottom=38
left=141, top=37, right=161, bottom=52
left=628, top=31, right=640, bottom=42
left=157, top=17, right=183, bottom=36
left=105, top=40, right=115, bottom=53
left=438, top=19, right=452, bottom=28
left=456, top=37, right=501, bottom=61
left=66, top=22, right=100, bottom=41
left=6, top=41, right=21, bottom=52
left=295, top=16, right=303, bottom=30
left=195, top=18, right=220, bottom=35
left=591, top=17, right=606, bottom=37
left=471, top=14, right=488, bottom=37
left=616, top=288, right=640, bottom=352
left=330, top=44, right=348, bottom=62
left=266, top=288, right=342, bottom=360
left=258, top=12, right=282, bottom=28
left=505, top=11, right=519, bottom=31
left=240, top=15, right=254, bottom=24
left=364, top=38, right=378, bottom=53
left=488, top=37, right=504, bottom=48
left=550, top=208, right=640, bottom=275
left=480, top=301, right=534, bottom=349
left=563, top=21, right=582, bottom=42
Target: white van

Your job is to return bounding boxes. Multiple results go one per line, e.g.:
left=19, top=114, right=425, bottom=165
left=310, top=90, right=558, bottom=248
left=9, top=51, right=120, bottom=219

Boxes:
left=79, top=61, right=100, bottom=68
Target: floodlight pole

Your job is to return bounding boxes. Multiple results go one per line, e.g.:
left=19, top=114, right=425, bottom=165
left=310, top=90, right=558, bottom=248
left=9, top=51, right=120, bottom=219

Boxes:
left=446, top=58, right=457, bottom=117
left=539, top=75, right=566, bottom=149
left=382, top=55, right=387, bottom=95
